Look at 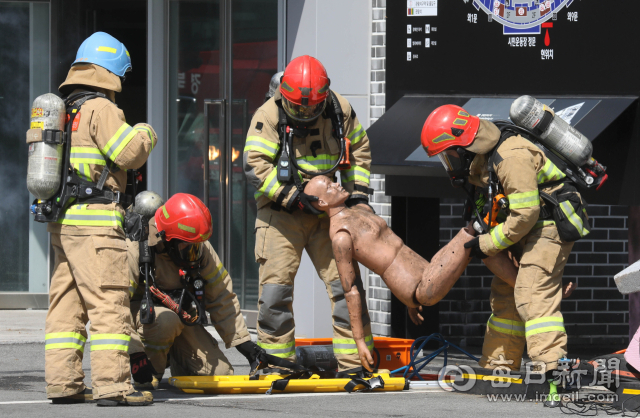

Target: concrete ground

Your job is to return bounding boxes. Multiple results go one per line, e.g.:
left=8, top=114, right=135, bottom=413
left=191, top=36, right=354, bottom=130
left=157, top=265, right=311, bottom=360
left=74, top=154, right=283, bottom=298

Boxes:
left=0, top=310, right=618, bottom=417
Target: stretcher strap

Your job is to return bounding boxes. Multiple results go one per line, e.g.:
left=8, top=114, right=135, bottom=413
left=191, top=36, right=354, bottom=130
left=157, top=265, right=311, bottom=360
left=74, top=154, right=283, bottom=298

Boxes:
left=258, top=351, right=382, bottom=394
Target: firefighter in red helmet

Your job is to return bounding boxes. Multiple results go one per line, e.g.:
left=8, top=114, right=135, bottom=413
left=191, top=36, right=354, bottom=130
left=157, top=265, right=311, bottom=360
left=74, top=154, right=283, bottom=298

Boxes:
left=126, top=193, right=260, bottom=388
left=243, top=56, right=374, bottom=370
left=422, top=104, right=584, bottom=406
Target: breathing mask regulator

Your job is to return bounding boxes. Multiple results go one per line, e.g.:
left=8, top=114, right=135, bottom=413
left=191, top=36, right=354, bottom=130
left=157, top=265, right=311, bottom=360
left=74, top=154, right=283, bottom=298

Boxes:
left=155, top=233, right=208, bottom=326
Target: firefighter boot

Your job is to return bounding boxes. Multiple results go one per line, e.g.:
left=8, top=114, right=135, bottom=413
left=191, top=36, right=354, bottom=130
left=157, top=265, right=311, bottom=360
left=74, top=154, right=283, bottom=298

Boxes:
left=51, top=388, right=95, bottom=404
left=96, top=391, right=153, bottom=406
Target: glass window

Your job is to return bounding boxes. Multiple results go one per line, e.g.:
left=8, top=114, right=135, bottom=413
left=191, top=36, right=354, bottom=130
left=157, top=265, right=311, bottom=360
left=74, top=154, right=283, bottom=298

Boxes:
left=0, top=2, right=50, bottom=293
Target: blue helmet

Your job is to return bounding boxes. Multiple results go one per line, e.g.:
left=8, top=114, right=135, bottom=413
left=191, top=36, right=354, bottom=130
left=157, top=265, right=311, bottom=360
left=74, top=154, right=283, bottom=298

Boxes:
left=72, top=32, right=131, bottom=77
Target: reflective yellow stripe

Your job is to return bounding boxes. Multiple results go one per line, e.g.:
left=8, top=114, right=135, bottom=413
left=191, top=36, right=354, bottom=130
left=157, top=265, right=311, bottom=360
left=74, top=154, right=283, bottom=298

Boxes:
left=102, top=123, right=136, bottom=161
left=490, top=223, right=514, bottom=250
left=487, top=314, right=525, bottom=336
left=533, top=220, right=555, bottom=230
left=70, top=147, right=106, bottom=165
left=341, top=166, right=371, bottom=185
left=134, top=126, right=155, bottom=150
left=537, top=159, right=566, bottom=184
left=141, top=338, right=173, bottom=353
left=97, top=46, right=117, bottom=53
left=177, top=223, right=196, bottom=233
left=129, top=279, right=138, bottom=298
left=347, top=124, right=367, bottom=145
left=203, top=263, right=227, bottom=288
left=45, top=332, right=86, bottom=352
left=525, top=316, right=565, bottom=337
left=296, top=154, right=339, bottom=171
left=258, top=169, right=282, bottom=199
left=560, top=201, right=590, bottom=237
left=508, top=190, right=540, bottom=209
left=162, top=205, right=169, bottom=219
left=58, top=204, right=124, bottom=228
left=333, top=335, right=374, bottom=354
left=244, top=136, right=280, bottom=159
left=90, top=333, right=131, bottom=352
left=257, top=341, right=295, bottom=358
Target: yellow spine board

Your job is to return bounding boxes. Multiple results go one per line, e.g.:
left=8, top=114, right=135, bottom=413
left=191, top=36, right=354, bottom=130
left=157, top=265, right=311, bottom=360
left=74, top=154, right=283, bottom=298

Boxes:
left=169, top=373, right=406, bottom=394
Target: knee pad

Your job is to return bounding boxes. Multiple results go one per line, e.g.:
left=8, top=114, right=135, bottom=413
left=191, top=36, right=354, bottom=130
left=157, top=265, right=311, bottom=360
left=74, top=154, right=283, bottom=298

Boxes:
left=258, top=284, right=294, bottom=336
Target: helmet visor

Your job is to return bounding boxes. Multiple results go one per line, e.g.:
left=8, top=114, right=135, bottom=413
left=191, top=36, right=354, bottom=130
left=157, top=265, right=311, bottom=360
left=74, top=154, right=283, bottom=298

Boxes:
left=176, top=241, right=205, bottom=263
left=438, top=149, right=465, bottom=173
left=282, top=98, right=326, bottom=122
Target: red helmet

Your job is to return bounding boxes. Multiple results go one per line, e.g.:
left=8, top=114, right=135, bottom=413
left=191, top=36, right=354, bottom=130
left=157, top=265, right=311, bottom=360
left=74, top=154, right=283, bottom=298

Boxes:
left=421, top=105, right=480, bottom=157
left=155, top=193, right=212, bottom=243
left=280, top=55, right=330, bottom=122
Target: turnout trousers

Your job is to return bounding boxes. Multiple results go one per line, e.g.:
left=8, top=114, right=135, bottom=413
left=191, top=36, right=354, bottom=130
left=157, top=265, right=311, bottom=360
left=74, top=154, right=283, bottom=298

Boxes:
left=254, top=206, right=373, bottom=371
left=45, top=233, right=135, bottom=399
left=130, top=302, right=233, bottom=379
left=479, top=225, right=574, bottom=372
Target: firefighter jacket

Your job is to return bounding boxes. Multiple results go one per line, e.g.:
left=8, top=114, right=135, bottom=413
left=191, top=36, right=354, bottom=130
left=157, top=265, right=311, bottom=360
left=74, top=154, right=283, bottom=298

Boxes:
left=243, top=90, right=371, bottom=210
left=128, top=221, right=251, bottom=349
left=48, top=64, right=157, bottom=237
left=467, top=120, right=574, bottom=257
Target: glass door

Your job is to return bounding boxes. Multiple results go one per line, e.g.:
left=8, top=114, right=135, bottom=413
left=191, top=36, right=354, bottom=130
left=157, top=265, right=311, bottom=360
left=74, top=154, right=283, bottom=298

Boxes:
left=168, top=0, right=278, bottom=310
left=168, top=0, right=223, bottom=258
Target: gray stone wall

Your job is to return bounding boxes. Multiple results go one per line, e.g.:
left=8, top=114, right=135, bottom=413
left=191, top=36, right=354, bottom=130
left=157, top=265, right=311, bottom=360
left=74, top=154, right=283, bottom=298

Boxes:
left=368, top=0, right=392, bottom=337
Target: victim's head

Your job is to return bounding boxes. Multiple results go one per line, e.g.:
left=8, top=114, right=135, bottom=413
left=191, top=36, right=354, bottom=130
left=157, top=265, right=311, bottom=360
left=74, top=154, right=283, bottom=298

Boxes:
left=305, top=176, right=350, bottom=212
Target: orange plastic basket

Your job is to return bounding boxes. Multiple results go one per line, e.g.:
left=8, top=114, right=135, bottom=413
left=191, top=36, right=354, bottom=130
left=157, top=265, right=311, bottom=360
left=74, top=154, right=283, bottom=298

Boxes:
left=295, top=337, right=414, bottom=371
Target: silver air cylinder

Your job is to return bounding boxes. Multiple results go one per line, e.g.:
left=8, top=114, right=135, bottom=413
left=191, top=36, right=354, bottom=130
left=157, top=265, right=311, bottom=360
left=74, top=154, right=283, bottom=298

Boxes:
left=27, top=93, right=66, bottom=200
left=133, top=191, right=164, bottom=217
left=509, top=95, right=593, bottom=168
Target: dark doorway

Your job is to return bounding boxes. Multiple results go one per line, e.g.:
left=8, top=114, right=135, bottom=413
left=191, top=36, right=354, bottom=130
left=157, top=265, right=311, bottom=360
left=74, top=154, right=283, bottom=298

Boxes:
left=52, top=0, right=148, bottom=191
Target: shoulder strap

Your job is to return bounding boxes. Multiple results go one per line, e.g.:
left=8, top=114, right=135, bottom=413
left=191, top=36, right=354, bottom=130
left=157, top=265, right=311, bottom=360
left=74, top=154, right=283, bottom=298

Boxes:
left=326, top=90, right=345, bottom=140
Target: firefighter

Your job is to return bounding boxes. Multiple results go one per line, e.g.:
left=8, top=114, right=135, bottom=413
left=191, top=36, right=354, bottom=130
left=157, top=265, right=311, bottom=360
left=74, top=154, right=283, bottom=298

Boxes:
left=243, top=55, right=373, bottom=370
left=127, top=193, right=260, bottom=388
left=421, top=104, right=581, bottom=379
left=44, top=32, right=156, bottom=406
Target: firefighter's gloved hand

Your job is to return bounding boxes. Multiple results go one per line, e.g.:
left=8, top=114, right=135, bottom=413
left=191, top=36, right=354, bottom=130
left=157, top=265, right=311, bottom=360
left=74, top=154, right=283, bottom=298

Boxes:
left=464, top=237, right=488, bottom=260
left=296, top=191, right=324, bottom=215
left=130, top=352, right=156, bottom=384
left=236, top=341, right=264, bottom=374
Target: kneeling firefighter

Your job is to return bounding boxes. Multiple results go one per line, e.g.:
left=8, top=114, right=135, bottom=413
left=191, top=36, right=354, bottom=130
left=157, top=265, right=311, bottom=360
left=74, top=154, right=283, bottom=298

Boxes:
left=244, top=56, right=374, bottom=371
left=126, top=192, right=261, bottom=387
left=30, top=32, right=157, bottom=406
left=422, top=99, right=600, bottom=405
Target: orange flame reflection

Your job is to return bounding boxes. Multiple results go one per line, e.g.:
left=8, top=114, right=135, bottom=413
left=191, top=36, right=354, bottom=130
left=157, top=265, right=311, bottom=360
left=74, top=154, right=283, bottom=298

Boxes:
left=209, top=145, right=219, bottom=161
left=231, top=147, right=240, bottom=162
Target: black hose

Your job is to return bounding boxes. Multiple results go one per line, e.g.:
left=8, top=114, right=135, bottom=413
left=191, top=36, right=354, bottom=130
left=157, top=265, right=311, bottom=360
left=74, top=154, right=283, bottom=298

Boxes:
left=287, top=129, right=344, bottom=177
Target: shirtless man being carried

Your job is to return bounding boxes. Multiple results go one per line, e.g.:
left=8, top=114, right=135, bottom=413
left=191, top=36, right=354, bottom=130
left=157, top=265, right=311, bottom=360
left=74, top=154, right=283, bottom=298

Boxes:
left=305, top=175, right=574, bottom=370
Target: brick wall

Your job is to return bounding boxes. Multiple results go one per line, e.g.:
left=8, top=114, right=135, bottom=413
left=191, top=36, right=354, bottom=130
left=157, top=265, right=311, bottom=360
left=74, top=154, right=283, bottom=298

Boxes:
left=368, top=0, right=392, bottom=337
left=438, top=199, right=631, bottom=349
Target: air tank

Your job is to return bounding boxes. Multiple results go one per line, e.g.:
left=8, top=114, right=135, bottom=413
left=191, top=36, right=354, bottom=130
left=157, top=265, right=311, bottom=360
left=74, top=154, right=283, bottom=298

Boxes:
left=133, top=190, right=164, bottom=217
left=27, top=93, right=66, bottom=200
left=509, top=95, right=593, bottom=168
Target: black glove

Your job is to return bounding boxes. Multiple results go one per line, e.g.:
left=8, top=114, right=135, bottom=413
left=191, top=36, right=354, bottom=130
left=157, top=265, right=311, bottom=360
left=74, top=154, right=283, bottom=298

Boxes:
left=236, top=341, right=265, bottom=374
left=295, top=191, right=324, bottom=215
left=464, top=237, right=489, bottom=260
left=130, top=352, right=156, bottom=384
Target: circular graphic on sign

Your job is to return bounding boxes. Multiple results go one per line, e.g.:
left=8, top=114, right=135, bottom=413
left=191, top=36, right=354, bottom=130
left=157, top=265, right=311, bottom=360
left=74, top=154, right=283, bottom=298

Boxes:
left=477, top=0, right=572, bottom=29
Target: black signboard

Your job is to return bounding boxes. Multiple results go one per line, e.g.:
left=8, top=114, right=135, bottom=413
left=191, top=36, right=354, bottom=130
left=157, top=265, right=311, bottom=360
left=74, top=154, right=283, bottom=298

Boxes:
left=388, top=1, right=640, bottom=107
left=375, top=0, right=640, bottom=204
